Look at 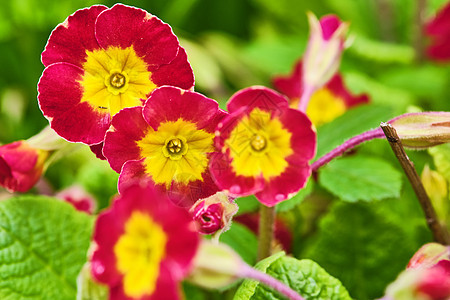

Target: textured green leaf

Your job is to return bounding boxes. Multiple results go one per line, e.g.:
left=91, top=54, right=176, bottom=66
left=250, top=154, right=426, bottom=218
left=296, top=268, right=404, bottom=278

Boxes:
left=220, top=223, right=258, bottom=265
left=304, top=202, right=414, bottom=300
left=315, top=104, right=396, bottom=160
left=234, top=252, right=352, bottom=300
left=319, top=155, right=402, bottom=202
left=0, top=196, right=93, bottom=300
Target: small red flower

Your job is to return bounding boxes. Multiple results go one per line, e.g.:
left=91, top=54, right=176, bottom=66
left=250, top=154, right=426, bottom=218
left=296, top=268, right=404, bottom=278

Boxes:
left=209, top=86, right=316, bottom=206
left=425, top=2, right=450, bottom=62
left=272, top=60, right=369, bottom=126
left=0, top=141, right=48, bottom=192
left=38, top=4, right=194, bottom=145
left=103, top=86, right=227, bottom=207
left=90, top=182, right=199, bottom=300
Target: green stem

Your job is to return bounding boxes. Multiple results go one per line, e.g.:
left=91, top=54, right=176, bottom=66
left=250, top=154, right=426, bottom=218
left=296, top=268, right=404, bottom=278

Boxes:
left=258, top=205, right=276, bottom=261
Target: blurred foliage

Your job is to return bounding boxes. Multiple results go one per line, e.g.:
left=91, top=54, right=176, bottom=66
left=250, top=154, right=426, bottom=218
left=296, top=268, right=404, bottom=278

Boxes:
left=0, top=0, right=450, bottom=299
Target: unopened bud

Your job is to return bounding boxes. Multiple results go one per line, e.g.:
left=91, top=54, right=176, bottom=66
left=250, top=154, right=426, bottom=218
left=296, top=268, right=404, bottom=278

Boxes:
left=389, top=112, right=450, bottom=149
left=190, top=192, right=238, bottom=238
left=408, top=243, right=450, bottom=269
left=187, top=240, right=244, bottom=289
left=302, top=13, right=348, bottom=91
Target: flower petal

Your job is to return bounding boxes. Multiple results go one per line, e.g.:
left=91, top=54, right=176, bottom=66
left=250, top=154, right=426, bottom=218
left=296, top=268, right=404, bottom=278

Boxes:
left=104, top=107, right=149, bottom=173
left=38, top=62, right=111, bottom=144
left=227, top=86, right=289, bottom=115
left=151, top=46, right=195, bottom=90
left=95, top=4, right=179, bottom=67
left=42, top=5, right=106, bottom=67
left=142, top=86, right=221, bottom=131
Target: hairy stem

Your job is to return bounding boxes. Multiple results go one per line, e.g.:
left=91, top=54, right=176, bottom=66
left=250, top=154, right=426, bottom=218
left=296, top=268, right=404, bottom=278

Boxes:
left=311, top=127, right=385, bottom=172
left=240, top=264, right=305, bottom=300
left=380, top=123, right=450, bottom=245
left=258, top=205, right=276, bottom=261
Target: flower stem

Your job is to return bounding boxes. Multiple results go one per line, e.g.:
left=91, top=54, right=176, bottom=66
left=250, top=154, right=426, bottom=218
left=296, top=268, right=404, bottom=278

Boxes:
left=311, top=127, right=385, bottom=172
left=380, top=123, right=450, bottom=245
left=258, top=205, right=276, bottom=261
left=239, top=264, right=305, bottom=300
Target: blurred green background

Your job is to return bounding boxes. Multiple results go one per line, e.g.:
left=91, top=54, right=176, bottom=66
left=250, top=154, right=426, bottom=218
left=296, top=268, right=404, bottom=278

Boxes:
left=1, top=1, right=450, bottom=299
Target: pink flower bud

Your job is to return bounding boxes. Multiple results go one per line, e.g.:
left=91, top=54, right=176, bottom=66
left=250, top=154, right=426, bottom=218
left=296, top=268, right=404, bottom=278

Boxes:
left=302, top=13, right=348, bottom=93
left=56, top=185, right=97, bottom=214
left=389, top=112, right=450, bottom=149
left=408, top=243, right=450, bottom=269
left=190, top=192, right=238, bottom=237
left=416, top=260, right=450, bottom=300
left=0, top=140, right=49, bottom=192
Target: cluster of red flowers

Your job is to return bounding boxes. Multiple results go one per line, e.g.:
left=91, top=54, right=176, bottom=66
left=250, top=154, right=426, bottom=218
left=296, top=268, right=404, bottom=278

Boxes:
left=0, top=3, right=382, bottom=300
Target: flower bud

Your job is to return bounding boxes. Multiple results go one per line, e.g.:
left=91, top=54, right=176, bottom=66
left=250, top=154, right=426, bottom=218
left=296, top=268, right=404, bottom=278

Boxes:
left=56, top=185, right=97, bottom=214
left=302, top=13, right=348, bottom=91
left=384, top=244, right=450, bottom=300
left=187, top=240, right=244, bottom=289
left=408, top=243, right=450, bottom=269
left=190, top=192, right=238, bottom=237
left=389, top=112, right=450, bottom=149
left=0, top=140, right=49, bottom=192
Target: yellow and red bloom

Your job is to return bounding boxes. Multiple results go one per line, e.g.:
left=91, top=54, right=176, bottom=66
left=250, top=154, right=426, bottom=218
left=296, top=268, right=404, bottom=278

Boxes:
left=103, top=86, right=227, bottom=207
left=56, top=185, right=97, bottom=214
left=90, top=182, right=199, bottom=300
left=38, top=4, right=194, bottom=145
left=209, top=86, right=316, bottom=207
left=0, top=141, right=49, bottom=193
left=273, top=60, right=369, bottom=126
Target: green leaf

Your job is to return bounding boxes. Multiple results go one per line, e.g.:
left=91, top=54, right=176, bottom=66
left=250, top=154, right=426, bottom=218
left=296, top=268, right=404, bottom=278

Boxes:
left=348, top=34, right=415, bottom=64
left=276, top=179, right=313, bottom=212
left=319, top=155, right=402, bottom=202
left=0, top=196, right=93, bottom=300
left=315, top=104, right=396, bottom=160
left=235, top=195, right=260, bottom=215
left=220, top=223, right=258, bottom=265
left=304, top=201, right=414, bottom=300
left=234, top=252, right=352, bottom=300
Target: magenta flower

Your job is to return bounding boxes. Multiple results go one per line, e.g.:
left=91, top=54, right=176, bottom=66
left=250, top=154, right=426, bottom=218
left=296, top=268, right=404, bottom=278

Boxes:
left=103, top=86, right=227, bottom=207
left=209, top=86, right=316, bottom=206
left=38, top=4, right=194, bottom=145
left=425, top=2, right=450, bottom=62
left=190, top=192, right=238, bottom=236
left=273, top=60, right=369, bottom=126
left=90, top=182, right=199, bottom=300
left=0, top=141, right=49, bottom=193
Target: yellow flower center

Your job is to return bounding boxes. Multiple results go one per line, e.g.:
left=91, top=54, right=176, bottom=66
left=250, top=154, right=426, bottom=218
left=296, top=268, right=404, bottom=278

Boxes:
left=114, top=212, right=167, bottom=298
left=79, top=46, right=157, bottom=116
left=109, top=72, right=126, bottom=88
left=225, top=108, right=293, bottom=179
left=306, top=88, right=346, bottom=126
left=136, top=119, right=215, bottom=188
left=250, top=134, right=267, bottom=152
